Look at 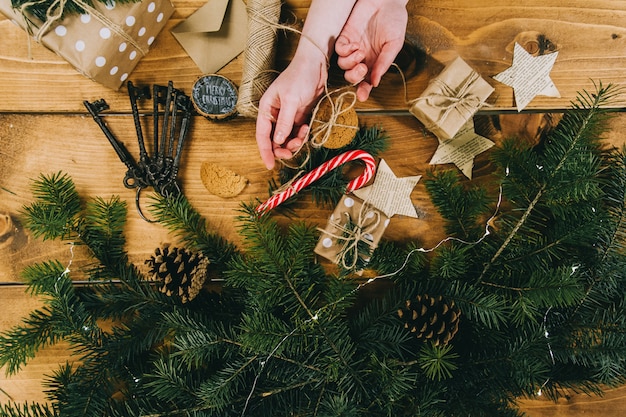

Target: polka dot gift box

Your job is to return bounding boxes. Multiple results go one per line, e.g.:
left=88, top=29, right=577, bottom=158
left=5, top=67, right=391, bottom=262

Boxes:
left=314, top=194, right=390, bottom=271
left=0, top=0, right=174, bottom=90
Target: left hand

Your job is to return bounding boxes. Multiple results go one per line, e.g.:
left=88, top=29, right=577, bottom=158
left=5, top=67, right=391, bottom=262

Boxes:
left=335, top=0, right=408, bottom=102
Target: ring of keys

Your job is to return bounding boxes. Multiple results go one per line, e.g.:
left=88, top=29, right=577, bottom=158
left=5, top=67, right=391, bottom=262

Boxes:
left=84, top=81, right=193, bottom=222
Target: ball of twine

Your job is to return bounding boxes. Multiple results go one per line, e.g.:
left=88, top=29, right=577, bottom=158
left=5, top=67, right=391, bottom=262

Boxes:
left=236, top=0, right=282, bottom=118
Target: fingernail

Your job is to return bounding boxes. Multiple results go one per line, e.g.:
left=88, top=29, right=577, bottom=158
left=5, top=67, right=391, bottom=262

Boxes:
left=274, top=131, right=285, bottom=144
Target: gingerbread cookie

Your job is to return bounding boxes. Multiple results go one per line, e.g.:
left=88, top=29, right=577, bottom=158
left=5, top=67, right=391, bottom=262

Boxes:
left=200, top=162, right=248, bottom=198
left=310, top=92, right=359, bottom=149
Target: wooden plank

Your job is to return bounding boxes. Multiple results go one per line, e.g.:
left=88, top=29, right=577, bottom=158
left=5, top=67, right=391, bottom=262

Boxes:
left=401, top=0, right=626, bottom=111
left=1, top=0, right=625, bottom=113
left=0, top=112, right=456, bottom=282
left=0, top=286, right=75, bottom=405
left=2, top=0, right=626, bottom=411
left=3, top=111, right=626, bottom=282
left=519, top=385, right=626, bottom=417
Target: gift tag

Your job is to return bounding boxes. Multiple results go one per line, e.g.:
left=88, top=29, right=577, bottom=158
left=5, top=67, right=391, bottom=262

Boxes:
left=191, top=74, right=238, bottom=120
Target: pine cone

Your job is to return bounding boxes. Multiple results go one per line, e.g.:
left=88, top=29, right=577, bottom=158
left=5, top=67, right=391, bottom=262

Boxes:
left=145, top=244, right=210, bottom=303
left=398, top=294, right=461, bottom=346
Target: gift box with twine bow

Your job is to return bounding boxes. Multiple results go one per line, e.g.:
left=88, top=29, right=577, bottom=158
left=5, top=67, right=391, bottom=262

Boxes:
left=315, top=194, right=390, bottom=271
left=410, top=57, right=494, bottom=140
left=1, top=0, right=174, bottom=90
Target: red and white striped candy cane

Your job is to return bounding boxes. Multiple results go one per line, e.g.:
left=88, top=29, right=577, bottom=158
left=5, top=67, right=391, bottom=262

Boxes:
left=256, top=150, right=376, bottom=213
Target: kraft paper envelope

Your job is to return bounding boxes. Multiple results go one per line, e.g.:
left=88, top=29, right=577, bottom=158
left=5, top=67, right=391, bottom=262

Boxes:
left=172, top=0, right=248, bottom=74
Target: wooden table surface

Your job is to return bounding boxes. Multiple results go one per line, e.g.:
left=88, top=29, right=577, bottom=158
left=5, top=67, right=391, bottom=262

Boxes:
left=1, top=0, right=626, bottom=412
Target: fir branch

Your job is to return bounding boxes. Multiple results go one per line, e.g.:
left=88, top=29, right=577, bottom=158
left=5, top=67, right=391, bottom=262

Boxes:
left=149, top=194, right=237, bottom=271
left=481, top=82, right=619, bottom=281
left=144, top=357, right=201, bottom=408
left=0, top=260, right=97, bottom=375
left=162, top=310, right=236, bottom=370
left=418, top=343, right=459, bottom=381
left=81, top=196, right=128, bottom=270
left=228, top=204, right=324, bottom=319
left=0, top=402, right=57, bottom=417
left=21, top=172, right=81, bottom=241
left=194, top=356, right=259, bottom=413
left=424, top=169, right=490, bottom=240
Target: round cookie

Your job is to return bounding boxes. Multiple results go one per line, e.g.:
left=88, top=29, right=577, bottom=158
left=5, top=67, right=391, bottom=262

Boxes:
left=200, top=162, right=248, bottom=198
left=310, top=93, right=359, bottom=149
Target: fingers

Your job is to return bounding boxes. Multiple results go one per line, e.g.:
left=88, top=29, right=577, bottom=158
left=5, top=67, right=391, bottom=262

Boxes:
left=335, top=34, right=359, bottom=58
left=356, top=81, right=373, bottom=102
left=272, top=100, right=299, bottom=146
left=343, top=62, right=368, bottom=85
left=256, top=105, right=310, bottom=170
left=336, top=48, right=365, bottom=71
left=255, top=112, right=278, bottom=170
left=370, top=41, right=404, bottom=87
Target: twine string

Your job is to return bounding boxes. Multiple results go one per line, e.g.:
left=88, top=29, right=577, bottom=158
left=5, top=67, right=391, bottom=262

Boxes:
left=237, top=0, right=283, bottom=118
left=309, top=87, right=359, bottom=149
left=393, top=61, right=491, bottom=135
left=18, top=0, right=148, bottom=57
left=278, top=84, right=359, bottom=170
left=270, top=169, right=305, bottom=195
left=317, top=200, right=381, bottom=270
left=409, top=71, right=487, bottom=133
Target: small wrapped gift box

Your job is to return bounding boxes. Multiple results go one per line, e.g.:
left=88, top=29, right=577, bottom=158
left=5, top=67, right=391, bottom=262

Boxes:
left=410, top=57, right=494, bottom=140
left=315, top=194, right=390, bottom=271
left=0, top=0, right=174, bottom=90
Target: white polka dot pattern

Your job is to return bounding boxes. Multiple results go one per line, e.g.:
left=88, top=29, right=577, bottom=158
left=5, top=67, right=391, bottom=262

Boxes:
left=2, top=0, right=175, bottom=90
left=313, top=194, right=391, bottom=268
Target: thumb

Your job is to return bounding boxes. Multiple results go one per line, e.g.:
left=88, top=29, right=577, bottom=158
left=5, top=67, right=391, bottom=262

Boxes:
left=273, top=104, right=298, bottom=145
left=370, top=42, right=403, bottom=87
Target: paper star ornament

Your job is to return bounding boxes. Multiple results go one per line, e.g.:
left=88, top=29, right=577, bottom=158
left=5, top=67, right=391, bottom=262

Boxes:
left=429, top=120, right=494, bottom=179
left=352, top=159, right=420, bottom=218
left=493, top=42, right=560, bottom=111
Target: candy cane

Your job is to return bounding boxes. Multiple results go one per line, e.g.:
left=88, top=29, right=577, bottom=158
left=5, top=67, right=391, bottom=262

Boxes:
left=256, top=150, right=376, bottom=213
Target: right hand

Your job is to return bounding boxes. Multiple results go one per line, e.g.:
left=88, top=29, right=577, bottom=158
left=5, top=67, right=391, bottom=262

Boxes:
left=255, top=57, right=327, bottom=170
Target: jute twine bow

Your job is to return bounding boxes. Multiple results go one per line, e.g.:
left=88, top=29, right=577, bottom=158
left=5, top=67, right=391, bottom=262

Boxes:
left=19, top=0, right=147, bottom=58
left=277, top=83, right=359, bottom=171
left=308, top=87, right=359, bottom=149
left=410, top=71, right=484, bottom=131
left=319, top=200, right=381, bottom=270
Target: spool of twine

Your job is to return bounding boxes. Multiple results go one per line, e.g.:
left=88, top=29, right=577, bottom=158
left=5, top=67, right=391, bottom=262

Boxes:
left=236, top=0, right=282, bottom=118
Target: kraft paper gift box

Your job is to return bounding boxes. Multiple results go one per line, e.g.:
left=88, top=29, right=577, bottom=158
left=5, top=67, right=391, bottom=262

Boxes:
left=410, top=57, right=494, bottom=140
left=0, top=0, right=174, bottom=90
left=171, top=0, right=248, bottom=74
left=315, top=194, right=390, bottom=271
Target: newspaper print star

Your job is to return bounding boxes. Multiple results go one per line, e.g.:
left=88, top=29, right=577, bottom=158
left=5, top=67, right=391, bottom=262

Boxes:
left=493, top=42, right=560, bottom=111
left=352, top=159, right=420, bottom=218
left=429, top=120, right=494, bottom=179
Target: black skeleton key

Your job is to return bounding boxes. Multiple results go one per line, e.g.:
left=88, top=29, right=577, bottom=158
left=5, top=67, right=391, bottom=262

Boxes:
left=83, top=99, right=145, bottom=189
left=154, top=92, right=194, bottom=197
left=152, top=84, right=163, bottom=161
left=170, top=93, right=193, bottom=176
left=126, top=81, right=152, bottom=170
left=156, top=81, right=175, bottom=173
